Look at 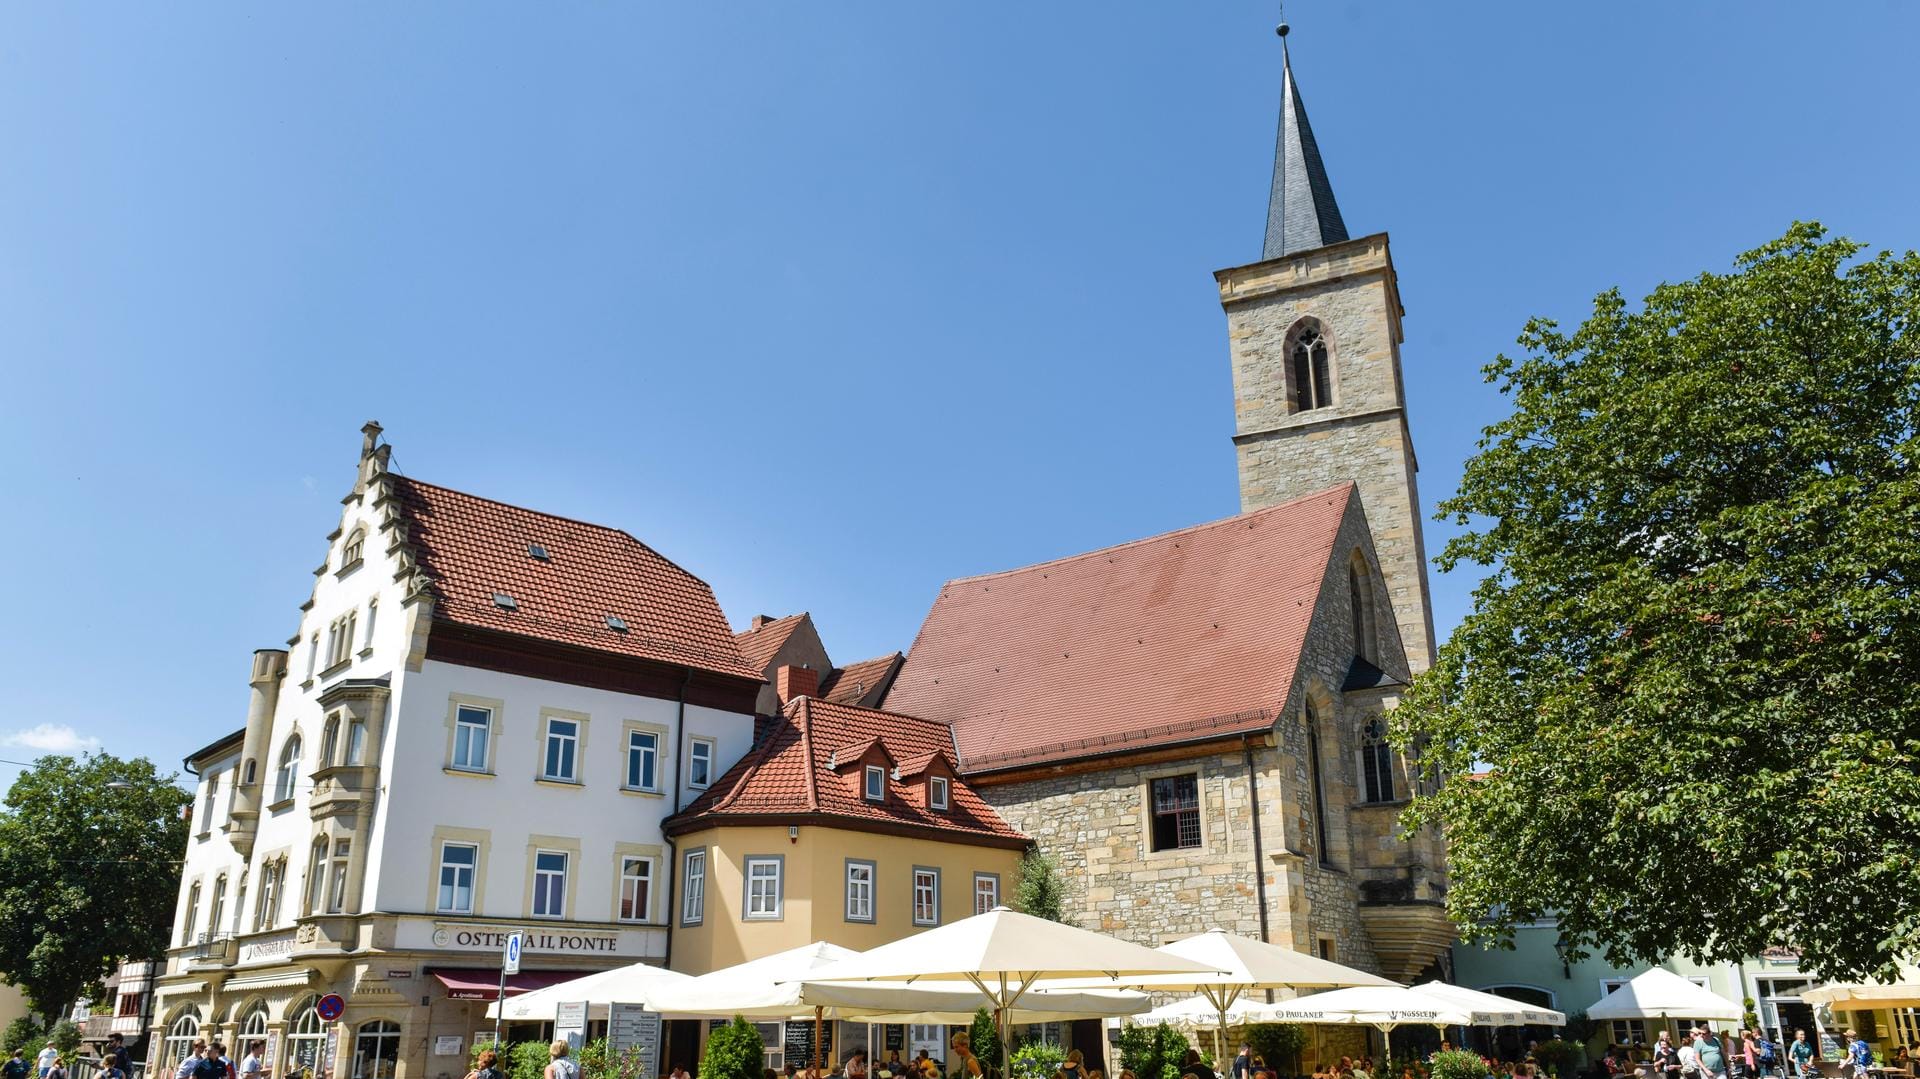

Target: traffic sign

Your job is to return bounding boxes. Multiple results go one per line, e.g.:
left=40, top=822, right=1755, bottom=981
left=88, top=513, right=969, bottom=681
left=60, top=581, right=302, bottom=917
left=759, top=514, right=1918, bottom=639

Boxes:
left=503, top=932, right=523, bottom=976
left=316, top=994, right=346, bottom=1022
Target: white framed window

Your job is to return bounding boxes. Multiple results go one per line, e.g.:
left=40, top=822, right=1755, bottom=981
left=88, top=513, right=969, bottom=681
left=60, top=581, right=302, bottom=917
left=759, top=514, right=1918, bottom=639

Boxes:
left=325, top=612, right=356, bottom=669
left=254, top=860, right=281, bottom=931
left=929, top=776, right=950, bottom=810
left=320, top=717, right=340, bottom=768
left=452, top=705, right=491, bottom=772
left=326, top=839, right=351, bottom=913
left=275, top=736, right=302, bottom=802
left=973, top=873, right=999, bottom=915
left=681, top=848, right=706, bottom=926
left=543, top=717, right=580, bottom=782
left=306, top=838, right=328, bottom=914
left=164, top=1009, right=202, bottom=1075
left=864, top=765, right=885, bottom=802
left=200, top=772, right=221, bottom=833
left=286, top=1000, right=323, bottom=1077
left=688, top=737, right=715, bottom=788
left=305, top=634, right=319, bottom=681
left=744, top=856, right=783, bottom=920
left=363, top=598, right=377, bottom=649
left=341, top=528, right=365, bottom=567
left=438, top=843, right=477, bottom=914
left=845, top=859, right=875, bottom=923
left=532, top=850, right=568, bottom=917
left=181, top=882, right=201, bottom=945
left=618, top=856, right=653, bottom=923
left=912, top=867, right=940, bottom=926
left=208, top=874, right=228, bottom=936
left=625, top=730, right=659, bottom=791
left=346, top=719, right=367, bottom=766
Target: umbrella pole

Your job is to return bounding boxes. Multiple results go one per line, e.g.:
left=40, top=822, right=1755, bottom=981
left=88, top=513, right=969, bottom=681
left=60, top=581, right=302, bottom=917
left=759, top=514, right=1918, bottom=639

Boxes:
left=815, top=1006, right=824, bottom=1076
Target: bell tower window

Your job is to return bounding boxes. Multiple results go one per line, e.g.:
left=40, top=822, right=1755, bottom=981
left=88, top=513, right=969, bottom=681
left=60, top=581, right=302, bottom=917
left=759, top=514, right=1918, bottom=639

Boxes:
left=1291, top=322, right=1333, bottom=412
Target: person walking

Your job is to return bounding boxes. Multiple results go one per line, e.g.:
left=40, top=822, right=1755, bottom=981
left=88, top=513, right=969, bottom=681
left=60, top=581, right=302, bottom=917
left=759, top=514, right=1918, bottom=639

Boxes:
left=945, top=1033, right=982, bottom=1079
left=195, top=1043, right=233, bottom=1079
left=1653, top=1031, right=1683, bottom=1079
left=1231, top=1047, right=1252, bottom=1079
left=1843, top=1031, right=1872, bottom=1076
left=1696, top=1027, right=1730, bottom=1079
left=41, top=1058, right=63, bottom=1079
left=468, top=1049, right=505, bottom=1079
left=239, top=1042, right=268, bottom=1079
left=5, top=1050, right=30, bottom=1079
left=1183, top=1051, right=1216, bottom=1079
left=34, top=1045, right=56, bottom=1079
left=98, top=1053, right=127, bottom=1079
left=1788, top=1032, right=1815, bottom=1079
left=545, top=1042, right=579, bottom=1079
left=1680, top=1031, right=1703, bottom=1079
left=177, top=1040, right=209, bottom=1079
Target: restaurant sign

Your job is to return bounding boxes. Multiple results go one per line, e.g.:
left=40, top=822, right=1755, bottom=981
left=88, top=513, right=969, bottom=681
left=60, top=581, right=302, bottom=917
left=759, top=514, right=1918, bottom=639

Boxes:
left=407, top=920, right=624, bottom=955
left=238, top=931, right=298, bottom=965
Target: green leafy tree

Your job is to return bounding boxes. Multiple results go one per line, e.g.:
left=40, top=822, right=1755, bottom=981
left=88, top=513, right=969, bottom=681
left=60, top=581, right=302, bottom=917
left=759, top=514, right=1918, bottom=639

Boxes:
left=1533, top=1041, right=1580, bottom=1077
left=1013, top=850, right=1070, bottom=925
left=699, top=1018, right=764, bottom=1079
left=969, top=1008, right=1003, bottom=1077
left=1245, top=1024, right=1306, bottom=1076
left=0, top=753, right=191, bottom=1015
left=1, top=1017, right=44, bottom=1057
left=48, top=1021, right=79, bottom=1058
left=1399, top=222, right=1920, bottom=981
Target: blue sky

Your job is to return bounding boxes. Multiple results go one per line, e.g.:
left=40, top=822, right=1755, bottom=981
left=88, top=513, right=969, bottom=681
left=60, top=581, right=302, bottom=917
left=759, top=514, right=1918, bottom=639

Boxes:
left=1, top=3, right=1914, bottom=779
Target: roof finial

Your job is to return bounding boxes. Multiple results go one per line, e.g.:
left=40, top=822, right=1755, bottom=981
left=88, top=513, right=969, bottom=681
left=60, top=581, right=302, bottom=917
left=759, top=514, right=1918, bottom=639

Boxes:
left=1261, top=7, right=1349, bottom=261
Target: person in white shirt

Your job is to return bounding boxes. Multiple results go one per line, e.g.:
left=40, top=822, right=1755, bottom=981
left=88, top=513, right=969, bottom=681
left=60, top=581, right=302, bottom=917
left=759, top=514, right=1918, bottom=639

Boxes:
left=34, top=1047, right=56, bottom=1079
left=240, top=1044, right=267, bottom=1079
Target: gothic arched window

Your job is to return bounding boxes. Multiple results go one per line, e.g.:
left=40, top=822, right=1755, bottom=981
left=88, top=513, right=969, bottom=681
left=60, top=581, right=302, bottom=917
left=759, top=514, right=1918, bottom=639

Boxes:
left=1290, top=320, right=1334, bottom=412
left=1349, top=555, right=1377, bottom=661
left=1306, top=701, right=1332, bottom=865
left=1360, top=717, right=1396, bottom=804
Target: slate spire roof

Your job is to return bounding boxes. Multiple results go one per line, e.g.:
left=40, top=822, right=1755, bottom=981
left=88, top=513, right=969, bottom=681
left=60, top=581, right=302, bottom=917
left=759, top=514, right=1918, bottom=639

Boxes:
left=1262, top=36, right=1349, bottom=260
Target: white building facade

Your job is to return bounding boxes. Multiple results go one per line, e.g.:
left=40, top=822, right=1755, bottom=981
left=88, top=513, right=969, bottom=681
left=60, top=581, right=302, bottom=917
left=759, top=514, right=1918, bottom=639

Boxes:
left=152, top=423, right=763, bottom=1079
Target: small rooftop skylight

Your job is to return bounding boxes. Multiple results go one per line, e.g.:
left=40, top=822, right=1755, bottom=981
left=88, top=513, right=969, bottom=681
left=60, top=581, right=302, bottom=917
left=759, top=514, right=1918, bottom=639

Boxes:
left=528, top=543, right=550, bottom=562
left=492, top=593, right=517, bottom=611
left=606, top=615, right=629, bottom=633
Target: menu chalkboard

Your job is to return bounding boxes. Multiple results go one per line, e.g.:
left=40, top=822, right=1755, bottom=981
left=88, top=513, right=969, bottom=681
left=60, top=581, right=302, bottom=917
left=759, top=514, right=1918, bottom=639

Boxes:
left=885, top=1027, right=905, bottom=1052
left=785, top=1021, right=833, bottom=1069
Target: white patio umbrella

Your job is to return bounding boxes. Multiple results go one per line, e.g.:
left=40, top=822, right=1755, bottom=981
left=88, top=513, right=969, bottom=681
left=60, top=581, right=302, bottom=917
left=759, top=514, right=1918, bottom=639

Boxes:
left=1059, top=929, right=1394, bottom=1061
left=1586, top=968, right=1742, bottom=1037
left=805, top=907, right=1222, bottom=1072
left=485, top=960, right=694, bottom=1022
left=1262, top=985, right=1473, bottom=1070
left=1408, top=982, right=1567, bottom=1027
left=1134, top=994, right=1295, bottom=1028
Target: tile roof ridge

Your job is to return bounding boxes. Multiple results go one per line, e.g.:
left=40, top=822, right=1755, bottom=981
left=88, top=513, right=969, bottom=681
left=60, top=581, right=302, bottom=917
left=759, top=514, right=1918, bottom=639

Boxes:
left=938, top=482, right=1357, bottom=587
left=709, top=710, right=791, bottom=814
left=393, top=474, right=715, bottom=589
left=735, top=612, right=807, bottom=639
left=796, top=697, right=821, bottom=812
left=803, top=697, right=949, bottom=734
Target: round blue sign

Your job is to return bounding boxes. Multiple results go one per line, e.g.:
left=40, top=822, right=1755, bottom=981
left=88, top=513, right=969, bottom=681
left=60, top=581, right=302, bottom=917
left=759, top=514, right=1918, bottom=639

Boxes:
left=317, top=994, right=346, bottom=1021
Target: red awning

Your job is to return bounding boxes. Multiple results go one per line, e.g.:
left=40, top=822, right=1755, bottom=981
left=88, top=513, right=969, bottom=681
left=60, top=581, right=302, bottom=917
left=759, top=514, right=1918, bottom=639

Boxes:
left=428, top=968, right=583, bottom=1001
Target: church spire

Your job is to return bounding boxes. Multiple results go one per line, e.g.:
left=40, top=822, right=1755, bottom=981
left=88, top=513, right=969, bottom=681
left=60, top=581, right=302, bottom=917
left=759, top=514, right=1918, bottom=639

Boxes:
left=1262, top=22, right=1349, bottom=260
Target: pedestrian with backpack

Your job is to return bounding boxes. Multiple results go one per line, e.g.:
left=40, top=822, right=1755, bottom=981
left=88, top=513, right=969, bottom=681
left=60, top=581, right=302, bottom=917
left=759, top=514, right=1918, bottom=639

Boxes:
left=1755, top=1032, right=1780, bottom=1079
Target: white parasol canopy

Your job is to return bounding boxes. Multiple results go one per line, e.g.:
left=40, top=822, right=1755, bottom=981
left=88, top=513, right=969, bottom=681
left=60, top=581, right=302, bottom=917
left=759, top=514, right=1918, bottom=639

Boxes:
left=1134, top=994, right=1296, bottom=1028
left=1260, top=985, right=1472, bottom=1030
left=1408, top=982, right=1567, bottom=1027
left=1803, top=970, right=1920, bottom=1012
left=806, top=907, right=1221, bottom=1066
left=1057, top=929, right=1395, bottom=1059
left=1585, top=969, right=1742, bottom=1022
left=485, top=960, right=693, bottom=1021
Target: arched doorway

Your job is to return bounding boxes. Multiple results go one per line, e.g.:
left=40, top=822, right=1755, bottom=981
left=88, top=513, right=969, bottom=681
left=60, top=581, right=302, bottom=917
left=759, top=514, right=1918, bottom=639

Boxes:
left=164, top=1007, right=204, bottom=1075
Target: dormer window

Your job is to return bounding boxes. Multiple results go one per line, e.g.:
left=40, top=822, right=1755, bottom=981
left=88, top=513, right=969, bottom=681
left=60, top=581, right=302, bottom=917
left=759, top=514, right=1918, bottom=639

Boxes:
left=340, top=529, right=365, bottom=569
left=929, top=775, right=950, bottom=811
left=864, top=765, right=885, bottom=802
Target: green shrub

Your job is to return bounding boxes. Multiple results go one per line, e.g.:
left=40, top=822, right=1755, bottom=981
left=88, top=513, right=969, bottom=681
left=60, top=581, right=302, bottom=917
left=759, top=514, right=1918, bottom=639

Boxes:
left=1010, top=1042, right=1065, bottom=1079
left=1245, top=1025, right=1307, bottom=1076
left=1, top=1018, right=43, bottom=1058
left=1534, top=1040, right=1579, bottom=1076
left=48, top=1021, right=80, bottom=1059
left=700, top=1018, right=765, bottom=1079
left=970, top=1009, right=1004, bottom=1075
left=1428, top=1051, right=1487, bottom=1079
left=507, top=1041, right=553, bottom=1079
left=1118, top=1023, right=1192, bottom=1079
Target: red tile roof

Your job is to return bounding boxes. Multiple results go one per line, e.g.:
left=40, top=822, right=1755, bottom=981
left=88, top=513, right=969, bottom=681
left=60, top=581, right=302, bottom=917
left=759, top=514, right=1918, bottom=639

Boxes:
left=818, top=652, right=905, bottom=705
left=886, top=485, right=1357, bottom=773
left=734, top=614, right=808, bottom=674
left=390, top=476, right=760, bottom=681
left=667, top=696, right=1027, bottom=846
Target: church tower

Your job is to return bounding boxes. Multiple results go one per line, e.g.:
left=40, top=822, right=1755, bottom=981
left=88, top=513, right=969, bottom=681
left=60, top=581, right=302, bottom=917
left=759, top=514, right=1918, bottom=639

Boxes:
left=1217, top=26, right=1436, bottom=671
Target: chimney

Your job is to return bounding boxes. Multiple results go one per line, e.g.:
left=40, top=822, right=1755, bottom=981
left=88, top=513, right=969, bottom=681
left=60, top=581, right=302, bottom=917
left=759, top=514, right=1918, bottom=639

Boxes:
left=776, top=664, right=818, bottom=705
left=751, top=614, right=775, bottom=630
